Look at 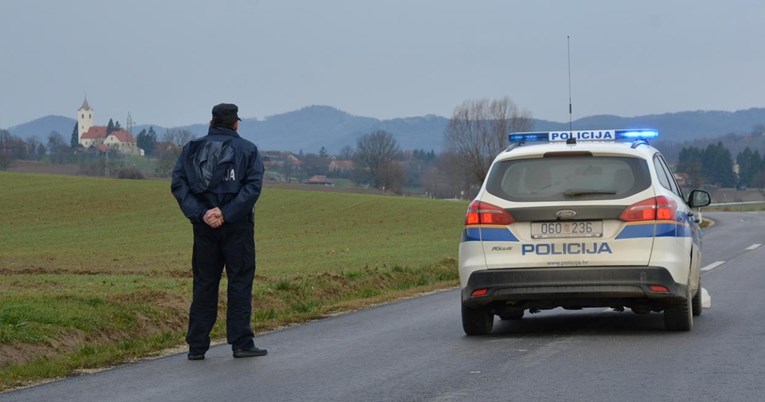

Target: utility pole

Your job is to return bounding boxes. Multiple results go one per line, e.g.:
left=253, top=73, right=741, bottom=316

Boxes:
left=126, top=112, right=135, bottom=135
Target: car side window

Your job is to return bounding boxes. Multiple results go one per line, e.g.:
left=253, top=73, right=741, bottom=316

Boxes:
left=653, top=154, right=683, bottom=199
left=656, top=154, right=684, bottom=199
left=653, top=156, right=672, bottom=190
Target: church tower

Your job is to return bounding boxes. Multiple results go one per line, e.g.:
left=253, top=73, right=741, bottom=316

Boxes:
left=77, top=97, right=94, bottom=145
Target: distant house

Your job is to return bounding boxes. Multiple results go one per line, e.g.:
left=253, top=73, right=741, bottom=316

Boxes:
left=103, top=129, right=139, bottom=154
left=263, top=151, right=302, bottom=169
left=76, top=97, right=142, bottom=155
left=80, top=126, right=107, bottom=148
left=328, top=159, right=354, bottom=173
left=80, top=126, right=141, bottom=155
left=304, top=175, right=334, bottom=186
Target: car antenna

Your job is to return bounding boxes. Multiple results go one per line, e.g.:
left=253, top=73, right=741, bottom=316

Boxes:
left=567, top=35, right=573, bottom=133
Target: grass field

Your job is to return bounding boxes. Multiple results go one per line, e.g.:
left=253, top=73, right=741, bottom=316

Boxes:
left=0, top=172, right=467, bottom=390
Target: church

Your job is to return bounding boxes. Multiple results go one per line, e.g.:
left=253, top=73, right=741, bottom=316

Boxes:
left=76, top=98, right=142, bottom=155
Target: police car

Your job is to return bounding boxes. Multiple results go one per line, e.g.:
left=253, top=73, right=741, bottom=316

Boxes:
left=459, top=129, right=711, bottom=335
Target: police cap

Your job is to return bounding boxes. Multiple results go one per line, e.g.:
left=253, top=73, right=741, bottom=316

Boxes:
left=211, top=103, right=242, bottom=126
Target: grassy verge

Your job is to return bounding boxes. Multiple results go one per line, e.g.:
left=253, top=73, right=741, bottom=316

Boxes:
left=0, top=172, right=465, bottom=391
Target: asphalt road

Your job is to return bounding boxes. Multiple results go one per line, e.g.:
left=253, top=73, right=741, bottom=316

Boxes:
left=2, top=211, right=764, bottom=402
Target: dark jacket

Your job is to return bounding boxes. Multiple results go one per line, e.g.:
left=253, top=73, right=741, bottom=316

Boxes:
left=171, top=125, right=264, bottom=224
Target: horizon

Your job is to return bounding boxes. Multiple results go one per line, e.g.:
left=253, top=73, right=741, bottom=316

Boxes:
left=7, top=104, right=765, bottom=132
left=1, top=1, right=763, bottom=129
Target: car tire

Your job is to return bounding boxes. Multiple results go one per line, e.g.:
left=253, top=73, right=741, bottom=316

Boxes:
left=664, top=285, right=693, bottom=331
left=691, top=279, right=702, bottom=317
left=499, top=310, right=524, bottom=320
left=462, top=303, right=494, bottom=335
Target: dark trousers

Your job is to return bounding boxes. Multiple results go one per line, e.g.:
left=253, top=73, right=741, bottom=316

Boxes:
left=187, top=221, right=256, bottom=354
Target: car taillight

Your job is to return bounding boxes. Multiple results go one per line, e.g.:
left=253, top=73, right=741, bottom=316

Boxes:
left=619, top=196, right=677, bottom=222
left=465, top=200, right=515, bottom=225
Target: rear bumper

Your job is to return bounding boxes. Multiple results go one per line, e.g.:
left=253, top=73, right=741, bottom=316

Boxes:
left=461, top=266, right=687, bottom=309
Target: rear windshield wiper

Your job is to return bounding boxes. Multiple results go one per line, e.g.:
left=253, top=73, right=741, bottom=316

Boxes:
left=563, top=189, right=617, bottom=197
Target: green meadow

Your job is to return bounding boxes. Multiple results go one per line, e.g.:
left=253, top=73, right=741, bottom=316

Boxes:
left=0, top=172, right=467, bottom=390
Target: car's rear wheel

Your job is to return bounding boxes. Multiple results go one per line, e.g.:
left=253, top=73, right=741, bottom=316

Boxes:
left=691, top=279, right=702, bottom=317
left=664, top=285, right=693, bottom=331
left=462, top=303, right=494, bottom=335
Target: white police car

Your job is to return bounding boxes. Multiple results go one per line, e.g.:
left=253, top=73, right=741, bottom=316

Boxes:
left=459, top=129, right=711, bottom=335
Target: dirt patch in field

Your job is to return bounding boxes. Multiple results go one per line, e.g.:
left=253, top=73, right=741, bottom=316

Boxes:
left=6, top=160, right=81, bottom=176
left=111, top=290, right=188, bottom=326
left=0, top=330, right=88, bottom=369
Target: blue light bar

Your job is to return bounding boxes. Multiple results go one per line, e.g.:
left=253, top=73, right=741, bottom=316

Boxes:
left=508, top=129, right=659, bottom=143
left=614, top=129, right=659, bottom=140
left=508, top=132, right=550, bottom=143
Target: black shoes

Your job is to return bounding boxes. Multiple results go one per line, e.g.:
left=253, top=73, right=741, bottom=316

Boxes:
left=187, top=346, right=267, bottom=359
left=233, top=346, right=268, bottom=358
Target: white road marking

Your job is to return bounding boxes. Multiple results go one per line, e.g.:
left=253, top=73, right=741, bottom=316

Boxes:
left=701, top=261, right=725, bottom=271
left=745, top=243, right=762, bottom=251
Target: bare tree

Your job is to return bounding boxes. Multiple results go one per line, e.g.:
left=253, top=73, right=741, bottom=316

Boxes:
left=154, top=129, right=195, bottom=177
left=354, top=130, right=402, bottom=191
left=163, top=129, right=196, bottom=146
left=376, top=161, right=406, bottom=194
left=47, top=131, right=74, bottom=163
left=339, top=145, right=354, bottom=160
left=445, top=97, right=532, bottom=186
left=26, top=136, right=41, bottom=160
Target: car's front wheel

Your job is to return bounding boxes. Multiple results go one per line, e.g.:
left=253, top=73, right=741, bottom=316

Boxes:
left=462, top=303, right=494, bottom=335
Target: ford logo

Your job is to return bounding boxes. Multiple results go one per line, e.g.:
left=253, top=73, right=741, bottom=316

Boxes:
left=556, top=209, right=577, bottom=219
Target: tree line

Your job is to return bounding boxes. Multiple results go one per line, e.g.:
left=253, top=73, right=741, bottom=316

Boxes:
left=5, top=99, right=763, bottom=195
left=677, top=141, right=765, bottom=189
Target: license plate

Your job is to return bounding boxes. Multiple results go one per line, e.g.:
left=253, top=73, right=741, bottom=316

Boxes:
left=531, top=221, right=603, bottom=239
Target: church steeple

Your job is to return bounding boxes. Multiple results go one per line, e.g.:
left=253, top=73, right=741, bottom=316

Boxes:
left=79, top=96, right=92, bottom=112
left=77, top=96, right=94, bottom=145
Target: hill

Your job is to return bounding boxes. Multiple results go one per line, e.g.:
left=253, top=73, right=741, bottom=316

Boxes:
left=533, top=109, right=765, bottom=142
left=7, top=106, right=765, bottom=153
left=6, top=115, right=76, bottom=140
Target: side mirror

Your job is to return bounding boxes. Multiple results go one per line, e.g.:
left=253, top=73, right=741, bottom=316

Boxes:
left=688, top=190, right=711, bottom=208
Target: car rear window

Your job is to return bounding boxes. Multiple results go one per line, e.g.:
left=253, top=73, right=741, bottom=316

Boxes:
left=485, top=155, right=651, bottom=202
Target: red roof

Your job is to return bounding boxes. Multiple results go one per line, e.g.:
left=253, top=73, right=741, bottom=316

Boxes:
left=108, top=129, right=135, bottom=143
left=82, top=127, right=135, bottom=143
left=304, top=175, right=333, bottom=185
left=81, top=126, right=108, bottom=139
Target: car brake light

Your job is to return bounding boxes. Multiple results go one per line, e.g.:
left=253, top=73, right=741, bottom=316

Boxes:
left=465, top=201, right=515, bottom=225
left=471, top=288, right=489, bottom=297
left=619, top=196, right=677, bottom=222
left=649, top=285, right=670, bottom=293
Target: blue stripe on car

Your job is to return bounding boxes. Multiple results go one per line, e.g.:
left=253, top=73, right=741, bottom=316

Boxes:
left=615, top=222, right=692, bottom=239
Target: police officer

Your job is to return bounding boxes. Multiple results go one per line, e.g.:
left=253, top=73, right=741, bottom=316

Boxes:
left=171, top=103, right=266, bottom=360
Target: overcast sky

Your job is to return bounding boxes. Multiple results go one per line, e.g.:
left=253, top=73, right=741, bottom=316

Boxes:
left=1, top=0, right=763, bottom=129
